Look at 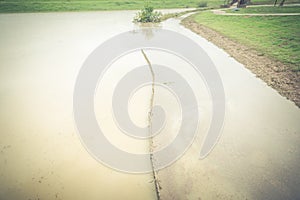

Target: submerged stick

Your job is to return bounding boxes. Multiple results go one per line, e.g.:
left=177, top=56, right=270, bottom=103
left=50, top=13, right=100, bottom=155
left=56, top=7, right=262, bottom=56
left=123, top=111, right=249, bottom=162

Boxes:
left=141, top=49, right=161, bottom=200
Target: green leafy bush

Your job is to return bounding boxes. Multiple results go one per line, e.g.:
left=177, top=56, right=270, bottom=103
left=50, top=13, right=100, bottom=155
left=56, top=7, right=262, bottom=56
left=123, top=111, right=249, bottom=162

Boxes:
left=197, top=1, right=208, bottom=7
left=133, top=6, right=162, bottom=23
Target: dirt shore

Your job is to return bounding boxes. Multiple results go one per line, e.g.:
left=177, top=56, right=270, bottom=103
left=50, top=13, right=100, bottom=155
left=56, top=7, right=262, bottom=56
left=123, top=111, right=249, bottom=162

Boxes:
left=181, top=16, right=300, bottom=108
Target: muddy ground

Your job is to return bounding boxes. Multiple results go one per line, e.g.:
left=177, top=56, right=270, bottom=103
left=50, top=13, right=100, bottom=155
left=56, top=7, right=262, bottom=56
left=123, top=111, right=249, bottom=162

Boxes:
left=182, top=16, right=300, bottom=108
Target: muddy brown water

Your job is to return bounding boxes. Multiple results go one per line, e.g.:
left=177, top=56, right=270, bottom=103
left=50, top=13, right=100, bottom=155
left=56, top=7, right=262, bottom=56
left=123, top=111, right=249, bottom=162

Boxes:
left=0, top=10, right=300, bottom=200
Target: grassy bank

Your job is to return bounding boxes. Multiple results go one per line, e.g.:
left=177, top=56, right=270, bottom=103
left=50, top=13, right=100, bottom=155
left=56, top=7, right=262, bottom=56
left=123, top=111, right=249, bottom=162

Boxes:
left=192, top=11, right=300, bottom=70
left=226, top=5, right=300, bottom=13
left=0, top=0, right=297, bottom=13
left=0, top=0, right=217, bottom=13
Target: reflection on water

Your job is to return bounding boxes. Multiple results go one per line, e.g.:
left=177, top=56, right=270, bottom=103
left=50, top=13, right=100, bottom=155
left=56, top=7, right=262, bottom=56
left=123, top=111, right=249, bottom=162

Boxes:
left=133, top=22, right=162, bottom=40
left=0, top=9, right=300, bottom=200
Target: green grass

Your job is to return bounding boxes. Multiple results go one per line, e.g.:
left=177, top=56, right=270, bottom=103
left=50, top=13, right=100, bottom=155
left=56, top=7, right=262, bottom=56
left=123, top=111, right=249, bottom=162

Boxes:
left=1, top=0, right=296, bottom=13
left=0, top=0, right=223, bottom=13
left=192, top=11, right=300, bottom=70
left=249, top=0, right=300, bottom=5
left=227, top=5, right=300, bottom=13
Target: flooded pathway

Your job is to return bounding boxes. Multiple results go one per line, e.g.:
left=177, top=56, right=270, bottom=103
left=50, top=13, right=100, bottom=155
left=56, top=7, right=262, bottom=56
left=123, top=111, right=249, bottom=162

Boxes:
left=0, top=10, right=299, bottom=200
left=0, top=10, right=158, bottom=200
left=156, top=15, right=300, bottom=200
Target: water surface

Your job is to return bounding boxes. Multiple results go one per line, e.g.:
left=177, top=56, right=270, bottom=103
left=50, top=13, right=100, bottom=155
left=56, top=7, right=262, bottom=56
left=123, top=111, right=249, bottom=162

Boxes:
left=0, top=10, right=300, bottom=200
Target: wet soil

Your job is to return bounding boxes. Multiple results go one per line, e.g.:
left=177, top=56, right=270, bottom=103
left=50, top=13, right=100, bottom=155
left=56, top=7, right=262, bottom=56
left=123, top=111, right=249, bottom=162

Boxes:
left=182, top=16, right=300, bottom=108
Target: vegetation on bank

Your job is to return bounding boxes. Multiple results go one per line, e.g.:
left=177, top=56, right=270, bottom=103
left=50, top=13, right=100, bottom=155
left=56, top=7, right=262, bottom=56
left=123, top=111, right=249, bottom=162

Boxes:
left=226, top=5, right=300, bottom=13
left=191, top=11, right=300, bottom=70
left=0, top=0, right=215, bottom=13
left=1, top=0, right=299, bottom=13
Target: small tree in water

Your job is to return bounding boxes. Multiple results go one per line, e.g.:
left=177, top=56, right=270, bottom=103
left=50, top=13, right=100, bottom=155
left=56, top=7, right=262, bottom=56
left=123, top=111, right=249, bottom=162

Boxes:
left=133, top=5, right=162, bottom=23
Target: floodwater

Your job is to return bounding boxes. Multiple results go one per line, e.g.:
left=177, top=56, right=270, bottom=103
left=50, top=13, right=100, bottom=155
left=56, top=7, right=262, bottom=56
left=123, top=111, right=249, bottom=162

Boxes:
left=158, top=15, right=300, bottom=200
left=0, top=9, right=300, bottom=200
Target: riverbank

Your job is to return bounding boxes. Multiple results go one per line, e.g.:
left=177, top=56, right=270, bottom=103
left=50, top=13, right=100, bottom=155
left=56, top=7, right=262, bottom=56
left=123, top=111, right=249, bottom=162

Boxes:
left=182, top=11, right=300, bottom=108
left=2, top=0, right=300, bottom=13
left=0, top=0, right=213, bottom=13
